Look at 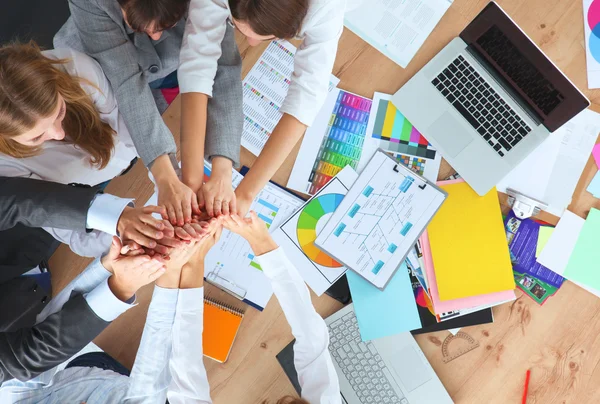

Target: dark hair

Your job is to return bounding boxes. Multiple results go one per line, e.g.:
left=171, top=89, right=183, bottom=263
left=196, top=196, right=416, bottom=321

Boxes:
left=228, top=0, right=309, bottom=39
left=118, top=0, right=190, bottom=32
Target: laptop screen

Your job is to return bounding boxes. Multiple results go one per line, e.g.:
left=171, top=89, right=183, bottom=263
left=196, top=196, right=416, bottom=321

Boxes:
left=460, top=2, right=589, bottom=132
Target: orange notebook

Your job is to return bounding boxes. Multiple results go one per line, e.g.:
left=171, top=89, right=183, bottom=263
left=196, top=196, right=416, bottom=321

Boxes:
left=203, top=297, right=245, bottom=363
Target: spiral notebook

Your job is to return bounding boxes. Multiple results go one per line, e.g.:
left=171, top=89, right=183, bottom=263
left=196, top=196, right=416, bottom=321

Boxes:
left=203, top=297, right=245, bottom=363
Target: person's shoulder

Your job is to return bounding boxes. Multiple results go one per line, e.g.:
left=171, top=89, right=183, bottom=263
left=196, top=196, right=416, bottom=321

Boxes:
left=43, top=48, right=103, bottom=79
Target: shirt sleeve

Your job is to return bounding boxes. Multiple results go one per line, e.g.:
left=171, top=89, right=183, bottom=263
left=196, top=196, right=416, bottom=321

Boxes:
left=167, top=287, right=212, bottom=404
left=255, top=248, right=342, bottom=404
left=41, top=227, right=113, bottom=258
left=126, top=286, right=179, bottom=403
left=83, top=278, right=137, bottom=322
left=86, top=194, right=134, bottom=235
left=279, top=2, right=344, bottom=126
left=178, top=0, right=229, bottom=96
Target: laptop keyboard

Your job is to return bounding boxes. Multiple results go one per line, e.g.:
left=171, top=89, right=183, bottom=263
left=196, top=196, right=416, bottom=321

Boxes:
left=328, top=312, right=409, bottom=404
left=431, top=55, right=532, bottom=157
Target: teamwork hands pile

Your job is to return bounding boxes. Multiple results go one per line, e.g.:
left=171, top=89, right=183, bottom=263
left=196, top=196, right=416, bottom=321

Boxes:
left=106, top=207, right=274, bottom=301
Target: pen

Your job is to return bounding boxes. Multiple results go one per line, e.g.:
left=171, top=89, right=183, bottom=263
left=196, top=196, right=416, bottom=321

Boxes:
left=522, top=369, right=531, bottom=404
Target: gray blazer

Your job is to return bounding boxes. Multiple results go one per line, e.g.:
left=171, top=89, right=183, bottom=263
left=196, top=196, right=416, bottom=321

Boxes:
left=0, top=287, right=110, bottom=383
left=0, top=177, right=99, bottom=231
left=54, top=0, right=243, bottom=168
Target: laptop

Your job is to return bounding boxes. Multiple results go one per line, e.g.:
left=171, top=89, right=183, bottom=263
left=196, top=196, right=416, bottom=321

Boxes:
left=391, top=1, right=589, bottom=196
left=326, top=305, right=453, bottom=404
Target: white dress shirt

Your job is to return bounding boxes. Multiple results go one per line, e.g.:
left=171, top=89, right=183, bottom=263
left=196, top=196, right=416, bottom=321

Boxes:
left=0, top=248, right=341, bottom=404
left=0, top=48, right=139, bottom=257
left=179, top=0, right=361, bottom=127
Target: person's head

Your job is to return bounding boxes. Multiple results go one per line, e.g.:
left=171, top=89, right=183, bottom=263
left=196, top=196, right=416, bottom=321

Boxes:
left=118, top=0, right=190, bottom=40
left=228, top=0, right=309, bottom=46
left=0, top=42, right=115, bottom=169
left=263, top=397, right=309, bottom=404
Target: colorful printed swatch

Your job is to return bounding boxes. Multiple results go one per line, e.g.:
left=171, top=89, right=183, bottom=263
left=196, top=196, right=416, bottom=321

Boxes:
left=307, top=91, right=372, bottom=194
left=297, top=193, right=345, bottom=267
left=371, top=98, right=437, bottom=159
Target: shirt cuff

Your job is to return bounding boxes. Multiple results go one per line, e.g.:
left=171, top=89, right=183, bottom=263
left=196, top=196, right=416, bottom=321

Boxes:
left=86, top=194, right=134, bottom=235
left=177, top=287, right=205, bottom=313
left=84, top=278, right=137, bottom=322
left=254, top=248, right=292, bottom=278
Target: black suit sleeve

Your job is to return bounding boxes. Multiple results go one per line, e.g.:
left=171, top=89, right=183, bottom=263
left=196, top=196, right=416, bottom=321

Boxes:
left=0, top=293, right=110, bottom=383
left=0, top=177, right=100, bottom=231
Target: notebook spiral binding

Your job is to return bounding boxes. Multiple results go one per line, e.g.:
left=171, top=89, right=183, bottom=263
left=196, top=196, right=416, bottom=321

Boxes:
left=205, top=297, right=245, bottom=317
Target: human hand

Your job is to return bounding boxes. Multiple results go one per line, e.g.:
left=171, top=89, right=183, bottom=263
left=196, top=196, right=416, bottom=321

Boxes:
left=233, top=190, right=253, bottom=217
left=222, top=211, right=277, bottom=256
left=179, top=218, right=223, bottom=288
left=199, top=157, right=236, bottom=217
left=101, top=237, right=166, bottom=301
left=156, top=175, right=200, bottom=226
left=117, top=206, right=167, bottom=250
left=121, top=220, right=186, bottom=258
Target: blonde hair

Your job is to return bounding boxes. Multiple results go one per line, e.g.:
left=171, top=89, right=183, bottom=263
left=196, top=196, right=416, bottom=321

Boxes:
left=0, top=41, right=115, bottom=169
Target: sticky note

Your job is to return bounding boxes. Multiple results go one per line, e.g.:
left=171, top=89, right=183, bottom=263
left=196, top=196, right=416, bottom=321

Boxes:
left=427, top=181, right=514, bottom=300
left=535, top=227, right=554, bottom=257
left=587, top=171, right=600, bottom=197
left=563, top=208, right=600, bottom=290
left=537, top=211, right=585, bottom=275
left=593, top=144, right=600, bottom=169
left=347, top=263, right=421, bottom=341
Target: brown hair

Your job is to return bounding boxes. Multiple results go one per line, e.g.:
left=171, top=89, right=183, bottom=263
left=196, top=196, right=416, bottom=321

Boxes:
left=262, top=396, right=309, bottom=404
left=118, top=0, right=190, bottom=32
left=0, top=42, right=115, bottom=169
left=229, top=0, right=309, bottom=39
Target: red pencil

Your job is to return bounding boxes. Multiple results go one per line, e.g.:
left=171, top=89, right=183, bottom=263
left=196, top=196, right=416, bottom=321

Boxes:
left=522, top=369, right=531, bottom=404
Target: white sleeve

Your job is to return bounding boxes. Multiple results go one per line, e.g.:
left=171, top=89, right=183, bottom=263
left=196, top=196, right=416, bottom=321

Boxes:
left=279, top=3, right=344, bottom=126
left=167, top=287, right=212, bottom=404
left=86, top=194, right=134, bottom=235
left=84, top=278, right=137, bottom=322
left=255, top=248, right=342, bottom=404
left=126, top=286, right=179, bottom=404
left=41, top=227, right=113, bottom=258
left=178, top=0, right=229, bottom=96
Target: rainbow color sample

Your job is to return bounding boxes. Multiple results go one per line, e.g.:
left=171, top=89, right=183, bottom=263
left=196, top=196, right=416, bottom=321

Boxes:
left=371, top=98, right=436, bottom=159
left=589, top=0, right=600, bottom=63
left=297, top=193, right=345, bottom=267
left=308, top=91, right=372, bottom=194
left=394, top=154, right=427, bottom=176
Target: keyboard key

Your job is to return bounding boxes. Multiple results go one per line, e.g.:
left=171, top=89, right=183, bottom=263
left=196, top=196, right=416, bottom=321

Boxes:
left=488, top=140, right=495, bottom=147
left=447, top=94, right=456, bottom=103
left=498, top=138, right=511, bottom=150
left=518, top=126, right=529, bottom=135
left=432, top=78, right=440, bottom=86
left=442, top=89, right=449, bottom=97
left=452, top=100, right=480, bottom=128
left=493, top=143, right=502, bottom=151
left=498, top=151, right=504, bottom=157
left=458, top=95, right=466, bottom=103
left=483, top=134, right=491, bottom=140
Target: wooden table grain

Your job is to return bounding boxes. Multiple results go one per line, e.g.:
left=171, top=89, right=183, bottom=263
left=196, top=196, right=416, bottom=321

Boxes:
left=49, top=0, right=600, bottom=402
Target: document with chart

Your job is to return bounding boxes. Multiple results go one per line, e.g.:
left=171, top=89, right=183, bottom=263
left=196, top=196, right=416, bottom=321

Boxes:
left=315, top=150, right=447, bottom=289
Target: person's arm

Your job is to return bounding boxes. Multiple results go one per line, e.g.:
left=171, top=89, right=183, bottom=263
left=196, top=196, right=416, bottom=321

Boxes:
left=254, top=247, right=341, bottom=404
left=234, top=114, right=307, bottom=214
left=63, top=0, right=197, bottom=225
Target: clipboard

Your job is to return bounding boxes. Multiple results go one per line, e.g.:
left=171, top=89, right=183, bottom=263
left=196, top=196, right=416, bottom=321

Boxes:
left=315, top=149, right=448, bottom=290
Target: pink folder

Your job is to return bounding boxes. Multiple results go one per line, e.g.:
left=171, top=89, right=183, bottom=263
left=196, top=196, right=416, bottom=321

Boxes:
left=420, top=230, right=515, bottom=314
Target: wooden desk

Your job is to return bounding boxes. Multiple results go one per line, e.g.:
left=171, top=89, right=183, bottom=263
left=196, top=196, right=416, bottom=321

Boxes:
left=50, top=0, right=600, bottom=402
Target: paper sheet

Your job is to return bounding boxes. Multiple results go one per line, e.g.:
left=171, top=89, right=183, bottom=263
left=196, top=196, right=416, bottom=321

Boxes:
left=241, top=39, right=340, bottom=156
left=421, top=231, right=516, bottom=314
left=497, top=109, right=600, bottom=216
left=428, top=180, right=515, bottom=300
left=344, top=0, right=453, bottom=68
left=347, top=264, right=421, bottom=341
left=573, top=280, right=600, bottom=298
left=201, top=164, right=303, bottom=310
left=358, top=93, right=442, bottom=181
left=272, top=167, right=358, bottom=295
left=563, top=208, right=600, bottom=289
left=287, top=89, right=372, bottom=195
left=536, top=227, right=554, bottom=257
left=587, top=171, right=600, bottom=197
left=537, top=210, right=585, bottom=276
left=315, top=151, right=447, bottom=289
left=584, top=0, right=600, bottom=88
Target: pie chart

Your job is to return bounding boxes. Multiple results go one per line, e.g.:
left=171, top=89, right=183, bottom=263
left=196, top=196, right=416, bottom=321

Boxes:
left=297, top=193, right=344, bottom=267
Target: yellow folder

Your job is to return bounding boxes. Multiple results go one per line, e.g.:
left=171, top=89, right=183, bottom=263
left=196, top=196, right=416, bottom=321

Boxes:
left=427, top=181, right=514, bottom=301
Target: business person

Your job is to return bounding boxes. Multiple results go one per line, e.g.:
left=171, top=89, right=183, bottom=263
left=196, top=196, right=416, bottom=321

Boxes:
left=0, top=236, right=166, bottom=385
left=55, top=0, right=243, bottom=226
left=0, top=214, right=341, bottom=403
left=180, top=0, right=360, bottom=216
left=0, top=43, right=196, bottom=257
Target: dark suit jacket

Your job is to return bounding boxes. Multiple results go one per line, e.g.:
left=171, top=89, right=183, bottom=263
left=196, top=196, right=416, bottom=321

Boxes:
left=0, top=286, right=110, bottom=383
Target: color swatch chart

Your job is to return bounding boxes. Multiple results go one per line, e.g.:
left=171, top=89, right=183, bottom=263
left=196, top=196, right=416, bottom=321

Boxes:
left=393, top=154, right=427, bottom=176
left=371, top=97, right=437, bottom=159
left=307, top=90, right=372, bottom=194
